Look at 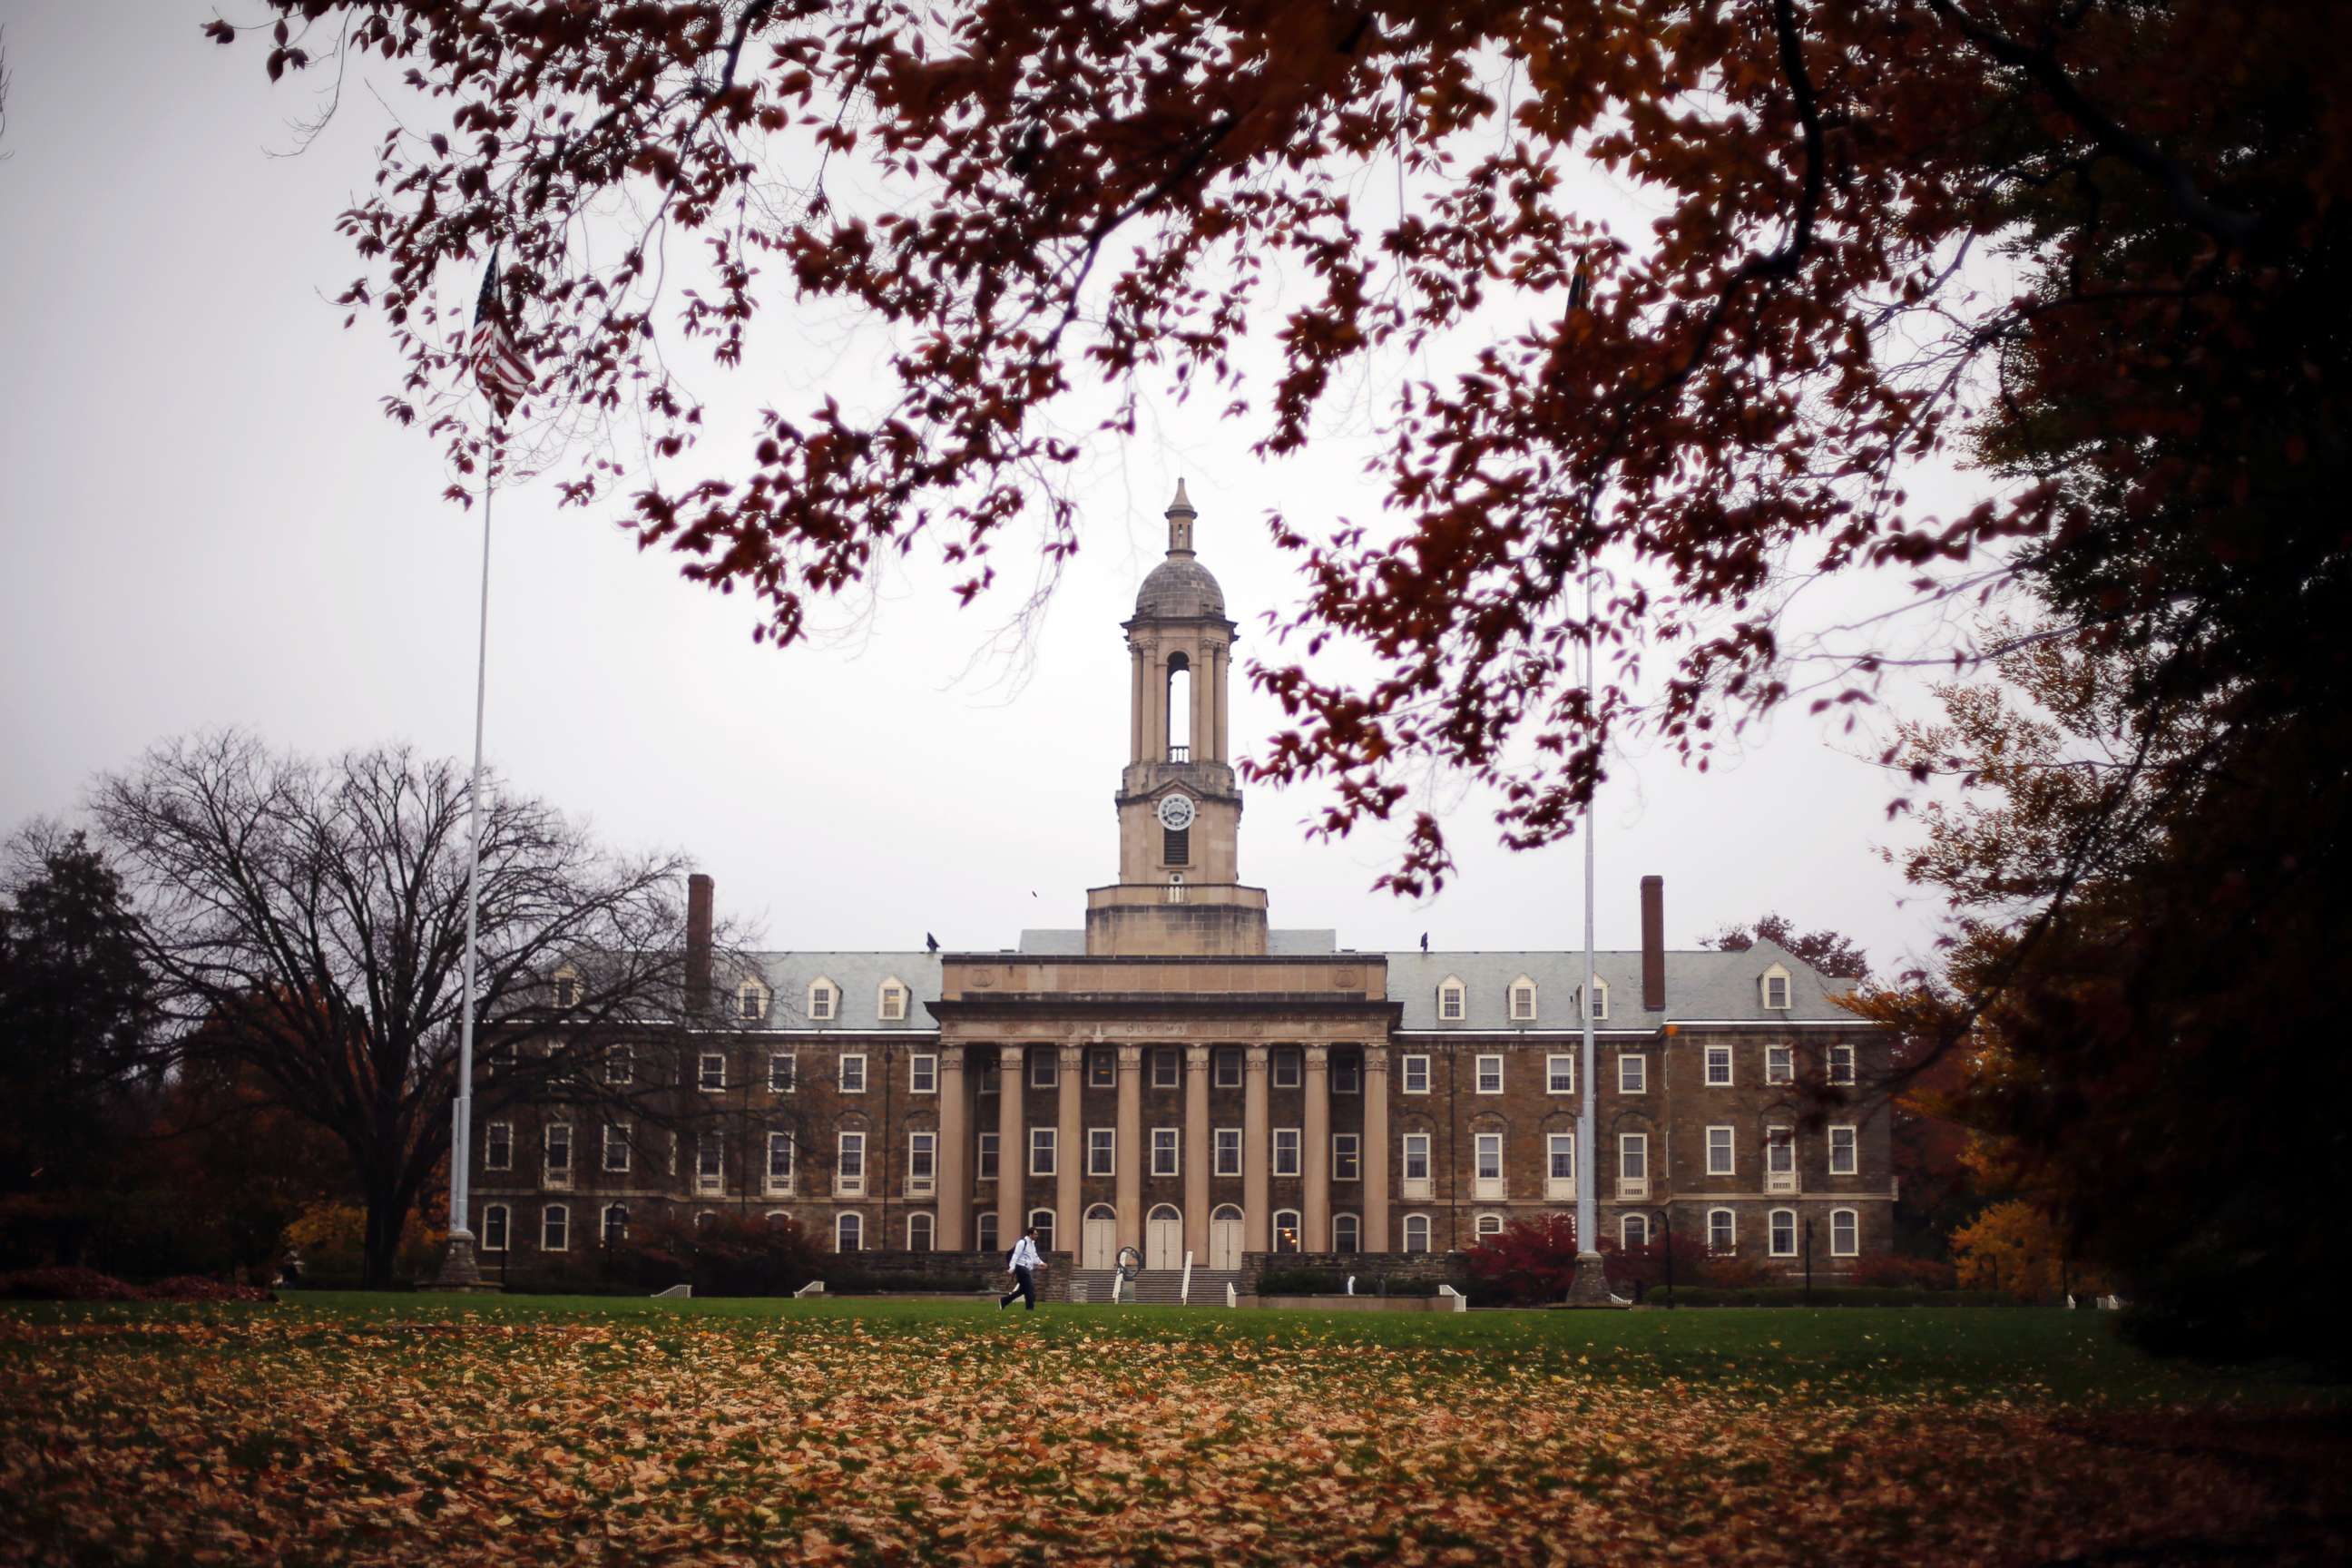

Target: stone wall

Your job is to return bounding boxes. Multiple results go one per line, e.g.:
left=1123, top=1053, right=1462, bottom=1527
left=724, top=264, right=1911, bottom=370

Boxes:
left=822, top=1249, right=1078, bottom=1303
left=1238, top=1250, right=1463, bottom=1294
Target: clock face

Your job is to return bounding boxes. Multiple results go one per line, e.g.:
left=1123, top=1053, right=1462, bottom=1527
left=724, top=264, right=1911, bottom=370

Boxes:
left=1156, top=792, right=1197, bottom=831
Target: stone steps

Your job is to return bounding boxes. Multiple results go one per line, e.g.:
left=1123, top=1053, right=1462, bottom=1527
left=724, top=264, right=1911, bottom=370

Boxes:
left=1066, top=1268, right=1244, bottom=1306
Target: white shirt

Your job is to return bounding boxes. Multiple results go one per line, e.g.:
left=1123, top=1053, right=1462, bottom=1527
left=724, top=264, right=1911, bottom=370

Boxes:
left=1009, top=1237, right=1044, bottom=1272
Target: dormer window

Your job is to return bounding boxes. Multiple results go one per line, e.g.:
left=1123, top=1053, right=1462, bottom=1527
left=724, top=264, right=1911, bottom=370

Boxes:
left=736, top=978, right=769, bottom=1021
left=551, top=966, right=582, bottom=1008
left=1508, top=977, right=1537, bottom=1023
left=1760, top=964, right=1792, bottom=1011
left=808, top=978, right=838, bottom=1022
left=1582, top=978, right=1609, bottom=1021
left=877, top=979, right=908, bottom=1023
left=1437, top=976, right=1466, bottom=1022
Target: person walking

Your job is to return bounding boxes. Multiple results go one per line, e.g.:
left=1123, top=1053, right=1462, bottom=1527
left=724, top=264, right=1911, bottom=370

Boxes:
left=999, top=1226, right=1044, bottom=1311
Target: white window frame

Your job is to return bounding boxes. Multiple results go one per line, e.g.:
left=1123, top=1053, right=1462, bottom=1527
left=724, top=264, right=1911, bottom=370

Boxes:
left=1473, top=1132, right=1504, bottom=1199
left=602, top=1122, right=631, bottom=1174
left=1618, top=1054, right=1647, bottom=1094
left=1212, top=1048, right=1242, bottom=1089
left=1475, top=1211, right=1504, bottom=1240
left=1509, top=977, right=1537, bottom=1023
left=1332, top=1132, right=1360, bottom=1182
left=1087, top=1049, right=1115, bottom=1089
left=541, top=1204, right=569, bottom=1252
left=1028, top=1208, right=1056, bottom=1255
left=1769, top=1207, right=1798, bottom=1257
left=906, top=1211, right=935, bottom=1251
left=877, top=979, right=908, bottom=1023
left=1272, top=1048, right=1301, bottom=1089
left=695, top=1133, right=723, bottom=1195
left=1401, top=1132, right=1434, bottom=1199
left=975, top=1132, right=999, bottom=1182
left=1151, top=1126, right=1181, bottom=1178
left=1437, top=978, right=1466, bottom=1022
left=480, top=1203, right=510, bottom=1252
left=1583, top=978, right=1609, bottom=1021
left=1332, top=1212, right=1361, bottom=1253
left=1213, top=1126, right=1242, bottom=1178
left=1830, top=1207, right=1859, bottom=1257
left=769, top=1051, right=796, bottom=1093
left=605, top=1045, right=633, bottom=1086
left=737, top=978, right=769, bottom=1021
left=909, top=1054, right=936, bottom=1094
left=1617, top=1132, right=1649, bottom=1199
left=1151, top=1049, right=1180, bottom=1090
left=1475, top=1054, right=1504, bottom=1094
left=1546, top=1132, right=1576, bottom=1200
left=1331, top=1053, right=1361, bottom=1094
left=1828, top=1044, right=1857, bottom=1086
left=1765, top=1125, right=1798, bottom=1193
left=836, top=1131, right=867, bottom=1197
left=908, top=1130, right=937, bottom=1195
left=1828, top=1124, right=1857, bottom=1176
left=1706, top=1124, right=1736, bottom=1178
left=1028, top=1049, right=1056, bottom=1090
left=1271, top=1209, right=1303, bottom=1253
left=1762, top=966, right=1792, bottom=1010
left=1708, top=1207, right=1737, bottom=1255
left=698, top=1053, right=726, bottom=1093
left=1766, top=1044, right=1795, bottom=1084
left=485, top=1122, right=513, bottom=1172
left=601, top=1202, right=629, bottom=1247
left=835, top=1210, right=863, bottom=1252
left=1087, top=1127, right=1116, bottom=1177
left=1620, top=1212, right=1649, bottom=1250
left=1705, top=1044, right=1733, bottom=1086
left=1403, top=1212, right=1433, bottom=1253
left=765, top=1131, right=794, bottom=1195
left=1401, top=1054, right=1432, bottom=1094
left=808, top=978, right=838, bottom=1022
left=544, top=1122, right=573, bottom=1189
left=1546, top=1054, right=1574, bottom=1094
left=839, top=1053, right=868, bottom=1094
left=1028, top=1126, right=1057, bottom=1177
left=975, top=1058, right=1000, bottom=1095
left=1273, top=1127, right=1301, bottom=1178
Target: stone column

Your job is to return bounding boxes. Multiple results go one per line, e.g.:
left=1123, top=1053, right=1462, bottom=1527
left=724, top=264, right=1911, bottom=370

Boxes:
left=1302, top=1044, right=1331, bottom=1252
left=1115, top=1044, right=1142, bottom=1250
left=1243, top=1044, right=1270, bottom=1253
left=1363, top=1045, right=1391, bottom=1254
left=938, top=1045, right=969, bottom=1249
left=1056, top=1044, right=1083, bottom=1250
left=996, top=1044, right=1025, bottom=1248
left=1183, top=1044, right=1210, bottom=1259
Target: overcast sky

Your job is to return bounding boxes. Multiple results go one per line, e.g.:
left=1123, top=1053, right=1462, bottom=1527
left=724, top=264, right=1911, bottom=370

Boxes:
left=0, top=2, right=1980, bottom=972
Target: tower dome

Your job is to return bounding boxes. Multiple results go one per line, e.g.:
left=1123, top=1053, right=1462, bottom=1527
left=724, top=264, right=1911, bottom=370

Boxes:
left=1134, top=480, right=1226, bottom=620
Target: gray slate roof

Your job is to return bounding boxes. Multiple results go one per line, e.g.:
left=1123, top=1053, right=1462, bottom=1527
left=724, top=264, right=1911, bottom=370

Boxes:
left=1016, top=928, right=1337, bottom=956
left=722, top=952, right=943, bottom=1031
left=1133, top=554, right=1226, bottom=619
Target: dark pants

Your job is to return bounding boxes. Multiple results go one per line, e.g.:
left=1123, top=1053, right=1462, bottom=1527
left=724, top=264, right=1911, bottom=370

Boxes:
left=1000, top=1266, right=1036, bottom=1310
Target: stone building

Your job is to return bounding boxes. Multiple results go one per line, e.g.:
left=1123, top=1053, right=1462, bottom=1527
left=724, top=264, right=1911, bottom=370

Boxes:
left=465, top=485, right=1892, bottom=1283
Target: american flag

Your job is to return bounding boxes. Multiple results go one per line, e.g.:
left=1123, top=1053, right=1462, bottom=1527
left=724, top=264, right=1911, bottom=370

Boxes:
left=467, top=247, right=534, bottom=408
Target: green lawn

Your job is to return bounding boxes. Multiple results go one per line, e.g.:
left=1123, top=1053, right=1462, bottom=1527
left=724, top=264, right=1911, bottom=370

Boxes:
left=3, top=1295, right=2344, bottom=1564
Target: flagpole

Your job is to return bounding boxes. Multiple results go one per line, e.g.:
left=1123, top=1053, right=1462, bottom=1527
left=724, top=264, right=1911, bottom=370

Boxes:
left=1573, top=556, right=1606, bottom=1298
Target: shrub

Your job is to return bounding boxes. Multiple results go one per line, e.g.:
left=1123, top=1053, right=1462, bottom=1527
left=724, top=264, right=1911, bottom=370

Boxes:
left=1852, top=1254, right=1959, bottom=1290
left=142, top=1276, right=275, bottom=1303
left=1643, top=1286, right=2016, bottom=1308
left=0, top=1266, right=146, bottom=1300
left=1256, top=1268, right=1348, bottom=1296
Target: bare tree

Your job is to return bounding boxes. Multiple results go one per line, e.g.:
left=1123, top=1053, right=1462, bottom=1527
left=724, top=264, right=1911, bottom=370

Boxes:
left=90, top=730, right=718, bottom=1287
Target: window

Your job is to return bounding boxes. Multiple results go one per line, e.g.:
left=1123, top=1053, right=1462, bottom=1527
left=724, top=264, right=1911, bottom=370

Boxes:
left=481, top=1203, right=510, bottom=1252
left=910, top=1054, right=937, bottom=1094
left=1621, top=1213, right=1650, bottom=1250
left=976, top=1132, right=999, bottom=1182
left=839, top=1054, right=867, bottom=1094
left=878, top=980, right=908, bottom=1022
left=1333, top=1212, right=1361, bottom=1253
left=699, top=1053, right=726, bottom=1092
left=737, top=979, right=769, bottom=1020
left=1761, top=965, right=1791, bottom=1010
left=1828, top=1044, right=1857, bottom=1086
left=1403, top=1213, right=1432, bottom=1253
left=1766, top=1044, right=1794, bottom=1084
left=1766, top=1126, right=1797, bottom=1193
left=1088, top=1049, right=1114, bottom=1089
left=769, top=1052, right=796, bottom=1093
left=696, top=1135, right=722, bottom=1194
left=1829, top=1124, right=1857, bottom=1176
left=836, top=1211, right=863, bottom=1252
left=1029, top=1209, right=1055, bottom=1254
left=485, top=1122, right=513, bottom=1172
left=1331, top=1052, right=1361, bottom=1094
left=1618, top=1132, right=1649, bottom=1199
left=808, top=979, right=838, bottom=1021
left=1475, top=1211, right=1504, bottom=1240
left=975, top=1058, right=1000, bottom=1095
left=1769, top=1208, right=1798, bottom=1257
left=1214, top=1127, right=1242, bottom=1178
left=1272, top=1049, right=1301, bottom=1089
left=907, top=1212, right=935, bottom=1251
left=1583, top=978, right=1609, bottom=1020
left=1163, top=825, right=1190, bottom=866
left=1708, top=1208, right=1736, bottom=1254
left=1475, top=1054, right=1503, bottom=1094
left=975, top=1212, right=999, bottom=1256
left=1437, top=977, right=1466, bottom=1021
left=1546, top=1054, right=1575, bottom=1094
left=603, top=1123, right=631, bottom=1173
left=909, top=1131, right=937, bottom=1194
left=1152, top=1050, right=1179, bottom=1090
left=1402, top=1054, right=1431, bottom=1094
left=1831, top=1208, right=1859, bottom=1257
left=1402, top=1132, right=1433, bottom=1198
left=1332, top=1132, right=1360, bottom=1182
left=1509, top=978, right=1537, bottom=1022
left=1029, top=1050, right=1056, bottom=1090
left=1547, top=1132, right=1576, bottom=1199
left=1474, top=1132, right=1504, bottom=1197
left=541, top=1205, right=569, bottom=1251
left=1028, top=1126, right=1057, bottom=1177
left=552, top=971, right=580, bottom=1008
left=1272, top=1210, right=1302, bottom=1253
left=1705, top=1044, right=1733, bottom=1085
left=1273, top=1128, right=1301, bottom=1178
left=1087, top=1127, right=1116, bottom=1177
left=544, top=1123, right=573, bottom=1186
left=837, top=1131, right=867, bottom=1196
left=602, top=1203, right=629, bottom=1247
left=766, top=1132, right=794, bottom=1191
left=1151, top=1127, right=1181, bottom=1177
left=605, top=1045, right=633, bottom=1086
left=1213, top=1048, right=1242, bottom=1089
left=1618, top=1054, right=1647, bottom=1093
left=1706, top=1125, right=1735, bottom=1177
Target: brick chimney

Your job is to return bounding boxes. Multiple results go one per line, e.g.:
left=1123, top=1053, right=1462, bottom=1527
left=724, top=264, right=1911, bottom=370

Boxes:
left=685, top=872, right=715, bottom=1015
left=1640, top=875, right=1666, bottom=1012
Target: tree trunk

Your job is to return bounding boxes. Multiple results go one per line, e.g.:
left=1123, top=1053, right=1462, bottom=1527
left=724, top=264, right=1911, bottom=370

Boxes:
left=361, top=1184, right=410, bottom=1289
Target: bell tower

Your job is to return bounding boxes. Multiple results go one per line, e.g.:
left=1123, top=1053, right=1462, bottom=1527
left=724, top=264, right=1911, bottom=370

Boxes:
left=1083, top=482, right=1271, bottom=956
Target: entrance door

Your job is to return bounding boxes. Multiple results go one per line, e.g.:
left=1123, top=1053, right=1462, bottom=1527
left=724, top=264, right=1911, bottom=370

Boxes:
left=1209, top=1205, right=1243, bottom=1271
left=1146, top=1204, right=1183, bottom=1270
left=1082, top=1205, right=1117, bottom=1269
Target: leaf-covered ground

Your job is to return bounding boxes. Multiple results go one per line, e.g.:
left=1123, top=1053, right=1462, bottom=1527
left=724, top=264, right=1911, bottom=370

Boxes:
left=2, top=1297, right=2344, bottom=1565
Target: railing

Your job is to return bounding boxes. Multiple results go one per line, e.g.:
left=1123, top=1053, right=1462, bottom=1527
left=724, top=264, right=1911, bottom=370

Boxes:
left=1225, top=1280, right=1238, bottom=1308
left=1168, top=745, right=1191, bottom=762
left=1180, top=1250, right=1195, bottom=1304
